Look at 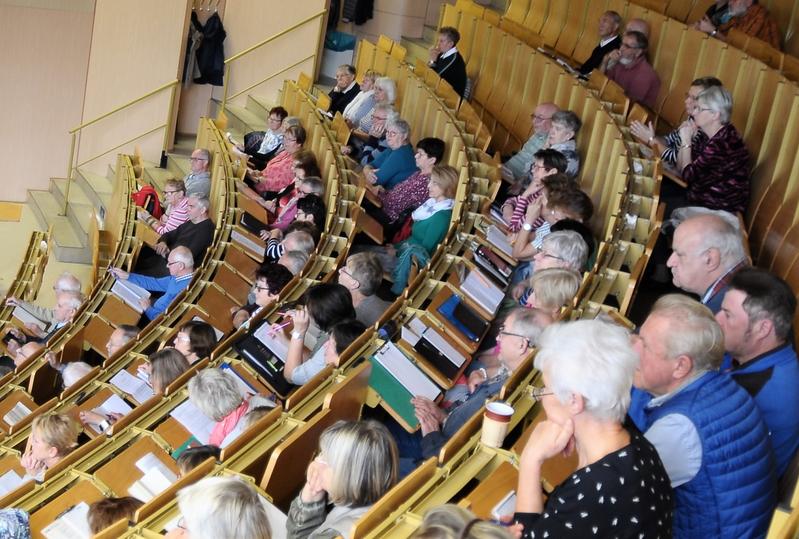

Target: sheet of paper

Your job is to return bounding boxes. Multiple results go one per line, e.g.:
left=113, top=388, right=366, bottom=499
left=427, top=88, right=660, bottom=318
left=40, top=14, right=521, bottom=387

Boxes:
left=486, top=225, right=514, bottom=258
left=375, top=343, right=439, bottom=401
left=220, top=364, right=256, bottom=397
left=231, top=229, right=265, bottom=255
left=110, top=279, right=149, bottom=314
left=96, top=393, right=133, bottom=417
left=461, top=269, right=504, bottom=315
left=170, top=400, right=215, bottom=445
left=109, top=370, right=154, bottom=404
left=252, top=323, right=289, bottom=361
left=42, top=501, right=91, bottom=539
left=0, top=469, right=24, bottom=497
left=421, top=328, right=467, bottom=368
left=491, top=490, right=517, bottom=520
left=129, top=465, right=176, bottom=502
left=11, top=305, right=46, bottom=328
left=3, top=401, right=31, bottom=426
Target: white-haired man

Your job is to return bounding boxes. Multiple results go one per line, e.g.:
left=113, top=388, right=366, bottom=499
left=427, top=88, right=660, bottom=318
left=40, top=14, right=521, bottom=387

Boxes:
left=667, top=210, right=748, bottom=313
left=110, top=246, right=194, bottom=320
left=5, top=272, right=81, bottom=328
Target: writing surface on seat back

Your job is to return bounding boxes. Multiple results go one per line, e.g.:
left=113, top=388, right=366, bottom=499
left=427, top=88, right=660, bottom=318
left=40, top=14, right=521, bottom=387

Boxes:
left=323, top=361, right=371, bottom=420
left=44, top=434, right=106, bottom=481
left=260, top=408, right=340, bottom=511
left=28, top=478, right=105, bottom=535
left=211, top=263, right=251, bottom=306
left=350, top=457, right=439, bottom=539
left=92, top=518, right=129, bottom=539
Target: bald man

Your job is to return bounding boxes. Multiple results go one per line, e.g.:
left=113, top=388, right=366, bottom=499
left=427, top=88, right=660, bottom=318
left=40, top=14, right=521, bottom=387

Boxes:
left=502, top=103, right=559, bottom=185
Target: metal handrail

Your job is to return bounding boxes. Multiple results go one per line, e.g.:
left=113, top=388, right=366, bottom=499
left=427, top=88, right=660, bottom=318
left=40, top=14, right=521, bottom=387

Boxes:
left=220, top=8, right=327, bottom=111
left=62, top=80, right=179, bottom=216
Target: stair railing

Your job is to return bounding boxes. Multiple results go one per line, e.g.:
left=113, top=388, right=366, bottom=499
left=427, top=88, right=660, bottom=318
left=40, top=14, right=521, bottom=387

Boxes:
left=63, top=79, right=179, bottom=216
left=220, top=8, right=328, bottom=111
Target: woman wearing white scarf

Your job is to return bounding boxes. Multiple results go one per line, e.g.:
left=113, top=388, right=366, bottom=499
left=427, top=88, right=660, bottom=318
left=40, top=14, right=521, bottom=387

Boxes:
left=343, top=70, right=377, bottom=126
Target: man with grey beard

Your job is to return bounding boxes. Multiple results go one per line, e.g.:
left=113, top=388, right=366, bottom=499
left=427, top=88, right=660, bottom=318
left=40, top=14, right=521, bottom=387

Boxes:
left=600, top=30, right=660, bottom=109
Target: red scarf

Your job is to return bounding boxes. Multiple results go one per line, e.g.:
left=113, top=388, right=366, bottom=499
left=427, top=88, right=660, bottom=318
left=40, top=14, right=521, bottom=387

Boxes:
left=209, top=398, right=250, bottom=446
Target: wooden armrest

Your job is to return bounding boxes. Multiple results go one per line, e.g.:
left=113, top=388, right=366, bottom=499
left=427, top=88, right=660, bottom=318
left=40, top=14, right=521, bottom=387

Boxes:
left=354, top=207, right=384, bottom=244
left=661, top=166, right=688, bottom=188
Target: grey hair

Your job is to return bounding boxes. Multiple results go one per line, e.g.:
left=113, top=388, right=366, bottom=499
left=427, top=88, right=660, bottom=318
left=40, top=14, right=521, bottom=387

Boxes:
left=190, top=193, right=211, bottom=212
left=551, top=110, right=581, bottom=135
left=347, top=252, right=383, bottom=296
left=62, top=361, right=93, bottom=387
left=177, top=476, right=272, bottom=539
left=386, top=118, right=411, bottom=141
left=283, top=116, right=302, bottom=129
left=195, top=148, right=212, bottom=162
left=59, top=290, right=85, bottom=311
left=188, top=368, right=244, bottom=422
left=669, top=206, right=740, bottom=231
left=55, top=273, right=82, bottom=293
left=170, top=246, right=195, bottom=269
left=283, top=230, right=315, bottom=255
left=650, top=294, right=726, bottom=372
left=685, top=213, right=747, bottom=269
left=535, top=320, right=638, bottom=423
left=337, top=64, right=356, bottom=76
left=542, top=230, right=589, bottom=272
left=697, top=85, right=733, bottom=124
left=280, top=250, right=309, bottom=275
left=506, top=307, right=547, bottom=347
left=374, top=77, right=397, bottom=104
left=604, top=10, right=622, bottom=26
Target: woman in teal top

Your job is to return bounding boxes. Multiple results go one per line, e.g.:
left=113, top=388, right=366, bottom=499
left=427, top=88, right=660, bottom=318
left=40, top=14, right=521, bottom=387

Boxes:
left=385, top=165, right=457, bottom=294
left=363, top=118, right=418, bottom=189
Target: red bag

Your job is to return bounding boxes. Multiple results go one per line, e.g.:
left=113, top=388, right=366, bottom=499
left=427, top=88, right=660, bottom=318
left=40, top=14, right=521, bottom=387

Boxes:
left=131, top=185, right=163, bottom=219
left=391, top=215, right=413, bottom=243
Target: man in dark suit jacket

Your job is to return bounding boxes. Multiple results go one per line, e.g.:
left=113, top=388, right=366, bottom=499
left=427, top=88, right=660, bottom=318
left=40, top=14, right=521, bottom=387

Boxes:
left=428, top=26, right=467, bottom=98
left=328, top=64, right=360, bottom=115
left=578, top=11, right=622, bottom=76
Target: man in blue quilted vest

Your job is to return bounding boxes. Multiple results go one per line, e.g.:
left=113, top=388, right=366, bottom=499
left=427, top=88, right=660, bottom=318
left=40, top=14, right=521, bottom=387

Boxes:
left=629, top=293, right=776, bottom=538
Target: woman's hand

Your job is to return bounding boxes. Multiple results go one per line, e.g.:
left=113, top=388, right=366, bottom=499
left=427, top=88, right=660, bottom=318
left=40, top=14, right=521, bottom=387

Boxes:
left=467, top=369, right=487, bottom=393
left=524, top=197, right=543, bottom=224
left=79, top=410, right=106, bottom=426
left=20, top=449, right=46, bottom=477
left=679, top=118, right=697, bottom=142
left=520, top=418, right=575, bottom=469
left=291, top=307, right=310, bottom=335
left=697, top=16, right=716, bottom=35
left=301, top=459, right=328, bottom=503
left=629, top=120, right=655, bottom=145
left=511, top=282, right=526, bottom=301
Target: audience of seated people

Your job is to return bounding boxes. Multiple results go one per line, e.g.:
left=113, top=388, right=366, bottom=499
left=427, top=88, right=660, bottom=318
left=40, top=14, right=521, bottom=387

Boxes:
left=427, top=26, right=468, bottom=98
left=183, top=148, right=213, bottom=198
left=328, top=64, right=360, bottom=115
left=500, top=149, right=567, bottom=232
left=715, top=267, right=799, bottom=478
left=413, top=505, right=513, bottom=538
left=363, top=118, right=418, bottom=190
left=111, top=246, right=195, bottom=321
left=249, top=124, right=308, bottom=198
left=20, top=413, right=80, bottom=481
left=146, top=347, right=191, bottom=395
left=629, top=294, right=776, bottom=537
left=234, top=106, right=288, bottom=170
left=188, top=368, right=275, bottom=447
left=288, top=420, right=398, bottom=538
left=667, top=209, right=748, bottom=313
left=176, top=444, right=221, bottom=477
left=600, top=30, right=661, bottom=109
left=346, top=103, right=395, bottom=164
left=264, top=221, right=318, bottom=264
left=343, top=69, right=377, bottom=122
left=136, top=194, right=214, bottom=277
left=5, top=271, right=81, bottom=326
left=45, top=324, right=138, bottom=383
left=267, top=174, right=325, bottom=232
left=513, top=320, right=673, bottom=537
left=695, top=0, right=780, bottom=49
left=578, top=10, right=622, bottom=76
left=242, top=149, right=319, bottom=215
left=285, top=317, right=366, bottom=386
left=138, top=179, right=189, bottom=234
left=338, top=252, right=391, bottom=327
left=167, top=476, right=272, bottom=539
left=541, top=110, right=581, bottom=178
left=501, top=103, right=559, bottom=185
left=519, top=267, right=582, bottom=317
left=173, top=320, right=218, bottom=365
left=350, top=77, right=396, bottom=134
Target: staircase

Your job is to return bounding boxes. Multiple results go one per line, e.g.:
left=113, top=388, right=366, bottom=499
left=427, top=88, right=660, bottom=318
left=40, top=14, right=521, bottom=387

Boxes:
left=219, top=94, right=276, bottom=142
left=401, top=24, right=438, bottom=67
left=26, top=136, right=195, bottom=264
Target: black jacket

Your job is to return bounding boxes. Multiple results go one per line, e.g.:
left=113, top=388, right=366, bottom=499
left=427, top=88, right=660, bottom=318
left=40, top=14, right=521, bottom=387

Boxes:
left=432, top=50, right=467, bottom=98
left=329, top=82, right=360, bottom=115
left=194, top=12, right=226, bottom=86
left=578, top=34, right=621, bottom=75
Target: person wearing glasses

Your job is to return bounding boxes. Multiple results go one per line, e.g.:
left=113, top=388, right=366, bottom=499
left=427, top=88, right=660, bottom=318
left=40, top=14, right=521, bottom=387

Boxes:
left=173, top=320, right=218, bottom=365
left=600, top=30, right=661, bottom=109
left=674, top=85, right=750, bottom=215
left=501, top=103, right=559, bottom=185
left=4, top=272, right=81, bottom=329
left=109, top=246, right=195, bottom=321
left=400, top=308, right=545, bottom=472
left=232, top=263, right=294, bottom=330
left=183, top=148, right=212, bottom=197
left=251, top=124, right=308, bottom=198
left=328, top=64, right=360, bottom=115
left=138, top=179, right=189, bottom=234
left=363, top=117, right=417, bottom=190
left=338, top=252, right=391, bottom=327
left=511, top=319, right=673, bottom=538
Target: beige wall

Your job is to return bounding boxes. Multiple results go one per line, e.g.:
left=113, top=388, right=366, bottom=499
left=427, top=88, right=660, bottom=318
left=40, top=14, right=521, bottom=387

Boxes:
left=343, top=0, right=451, bottom=43
left=78, top=0, right=190, bottom=173
left=0, top=1, right=94, bottom=202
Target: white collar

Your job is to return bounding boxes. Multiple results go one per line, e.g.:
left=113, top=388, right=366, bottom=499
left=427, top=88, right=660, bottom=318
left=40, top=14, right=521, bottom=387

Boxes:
left=645, top=371, right=706, bottom=408
left=340, top=80, right=357, bottom=93
left=600, top=34, right=619, bottom=47
left=440, top=46, right=457, bottom=60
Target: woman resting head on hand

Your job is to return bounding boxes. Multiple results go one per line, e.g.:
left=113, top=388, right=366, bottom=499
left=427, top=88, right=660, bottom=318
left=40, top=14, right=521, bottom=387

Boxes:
left=21, top=413, right=80, bottom=480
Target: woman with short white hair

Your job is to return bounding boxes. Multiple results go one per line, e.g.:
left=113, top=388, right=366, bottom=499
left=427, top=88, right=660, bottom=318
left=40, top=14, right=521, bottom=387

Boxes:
left=512, top=320, right=673, bottom=538
left=287, top=420, right=398, bottom=538
left=676, top=85, right=750, bottom=214
left=188, top=369, right=275, bottom=447
left=534, top=230, right=589, bottom=272
left=166, top=476, right=272, bottom=539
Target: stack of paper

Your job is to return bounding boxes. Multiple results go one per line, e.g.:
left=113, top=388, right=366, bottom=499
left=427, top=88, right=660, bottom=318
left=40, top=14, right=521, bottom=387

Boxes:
left=3, top=402, right=31, bottom=427
left=400, top=317, right=428, bottom=347
left=231, top=229, right=265, bottom=255
left=374, top=343, right=440, bottom=401
left=128, top=453, right=177, bottom=502
left=86, top=394, right=133, bottom=434
left=491, top=490, right=517, bottom=521
left=11, top=305, right=46, bottom=329
left=42, top=501, right=92, bottom=539
left=252, top=323, right=289, bottom=361
left=0, top=469, right=25, bottom=497
left=486, top=225, right=514, bottom=258
left=421, top=329, right=467, bottom=369
left=170, top=400, right=216, bottom=444
left=461, top=269, right=504, bottom=315
left=110, top=370, right=155, bottom=404
left=111, top=279, right=151, bottom=314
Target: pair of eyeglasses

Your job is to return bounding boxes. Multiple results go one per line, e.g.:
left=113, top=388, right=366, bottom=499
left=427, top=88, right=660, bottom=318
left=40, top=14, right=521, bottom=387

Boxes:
left=534, top=246, right=564, bottom=260
left=532, top=114, right=552, bottom=121
left=166, top=260, right=183, bottom=267
left=163, top=190, right=181, bottom=195
left=530, top=386, right=553, bottom=401
left=254, top=284, right=271, bottom=293
left=189, top=157, right=206, bottom=161
left=498, top=325, right=529, bottom=342
left=386, top=130, right=400, bottom=136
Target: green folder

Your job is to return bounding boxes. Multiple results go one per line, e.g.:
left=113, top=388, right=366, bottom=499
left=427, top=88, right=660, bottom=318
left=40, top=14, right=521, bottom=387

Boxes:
left=369, top=356, right=420, bottom=430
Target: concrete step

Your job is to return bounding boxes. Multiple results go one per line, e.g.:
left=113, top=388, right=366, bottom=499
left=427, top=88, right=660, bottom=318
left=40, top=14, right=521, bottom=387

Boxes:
left=172, top=133, right=196, bottom=157
left=400, top=35, right=432, bottom=67
left=224, top=103, right=267, bottom=136
left=50, top=178, right=95, bottom=238
left=75, top=168, right=113, bottom=213
left=143, top=163, right=175, bottom=195
left=167, top=154, right=190, bottom=179
left=422, top=24, right=438, bottom=43
left=27, top=190, right=91, bottom=264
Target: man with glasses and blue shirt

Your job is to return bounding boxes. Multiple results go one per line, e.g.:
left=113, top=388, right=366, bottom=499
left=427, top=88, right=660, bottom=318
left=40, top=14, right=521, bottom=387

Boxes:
left=600, top=31, right=661, bottom=109
left=109, top=246, right=195, bottom=321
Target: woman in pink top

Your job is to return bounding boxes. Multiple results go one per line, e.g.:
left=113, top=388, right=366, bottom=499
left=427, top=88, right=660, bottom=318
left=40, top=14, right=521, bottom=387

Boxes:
left=251, top=125, right=307, bottom=196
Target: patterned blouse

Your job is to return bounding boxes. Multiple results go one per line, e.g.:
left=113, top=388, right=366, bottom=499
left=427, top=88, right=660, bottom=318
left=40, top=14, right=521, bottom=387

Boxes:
left=255, top=150, right=295, bottom=195
left=379, top=171, right=430, bottom=222
left=502, top=187, right=545, bottom=233
left=514, top=430, right=673, bottom=538
left=682, top=123, right=750, bottom=215
left=719, top=3, right=780, bottom=49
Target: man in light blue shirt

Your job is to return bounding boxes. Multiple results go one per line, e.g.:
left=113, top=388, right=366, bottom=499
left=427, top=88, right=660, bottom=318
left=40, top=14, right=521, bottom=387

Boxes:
left=109, top=246, right=194, bottom=320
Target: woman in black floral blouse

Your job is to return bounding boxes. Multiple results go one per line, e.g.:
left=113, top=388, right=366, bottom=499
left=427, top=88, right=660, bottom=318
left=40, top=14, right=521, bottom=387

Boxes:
left=512, top=320, right=673, bottom=538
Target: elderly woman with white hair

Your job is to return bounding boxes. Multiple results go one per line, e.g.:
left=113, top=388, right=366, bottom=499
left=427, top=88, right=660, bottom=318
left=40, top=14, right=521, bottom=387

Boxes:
left=188, top=368, right=275, bottom=447
left=676, top=85, right=750, bottom=214
left=511, top=320, right=673, bottom=538
left=165, top=476, right=272, bottom=539
left=288, top=420, right=398, bottom=539
left=363, top=117, right=418, bottom=190
left=352, top=76, right=396, bottom=133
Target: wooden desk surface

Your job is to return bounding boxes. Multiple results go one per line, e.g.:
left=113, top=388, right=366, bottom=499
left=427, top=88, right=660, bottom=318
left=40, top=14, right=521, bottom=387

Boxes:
left=29, top=479, right=104, bottom=539
left=63, top=387, right=121, bottom=439
left=154, top=416, right=192, bottom=450
left=463, top=460, right=518, bottom=519
left=94, top=436, right=178, bottom=496
left=0, top=390, right=37, bottom=434
left=425, top=286, right=481, bottom=354
left=0, top=453, right=26, bottom=478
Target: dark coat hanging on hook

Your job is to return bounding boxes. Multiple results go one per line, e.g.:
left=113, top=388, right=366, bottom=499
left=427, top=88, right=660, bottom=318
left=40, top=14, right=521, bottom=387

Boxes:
left=194, top=12, right=226, bottom=86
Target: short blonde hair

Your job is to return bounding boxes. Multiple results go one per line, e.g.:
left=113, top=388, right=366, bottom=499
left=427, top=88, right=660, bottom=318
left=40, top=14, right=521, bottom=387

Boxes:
left=31, top=413, right=79, bottom=457
left=529, top=268, right=581, bottom=312
left=430, top=165, right=459, bottom=199
left=319, top=420, right=398, bottom=507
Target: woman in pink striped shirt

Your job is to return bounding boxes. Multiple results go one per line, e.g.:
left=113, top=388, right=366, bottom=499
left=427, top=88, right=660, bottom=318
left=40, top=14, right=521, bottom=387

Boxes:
left=501, top=149, right=568, bottom=233
left=137, top=179, right=189, bottom=234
